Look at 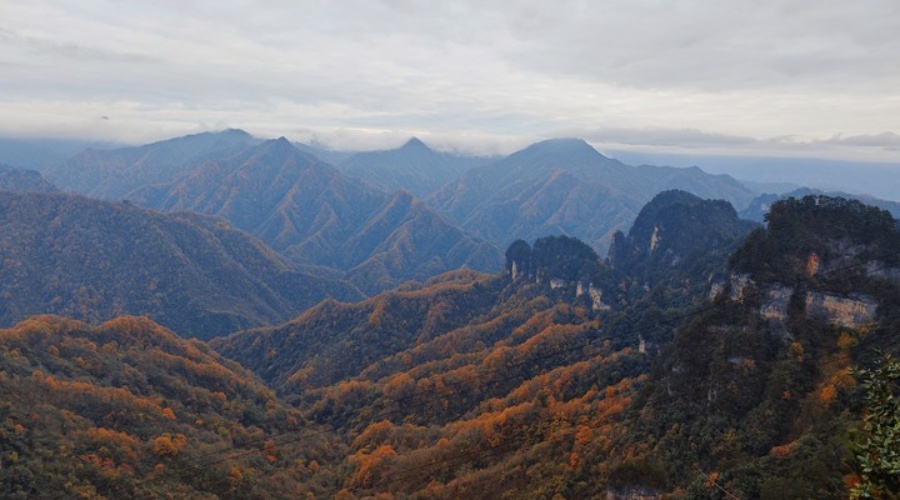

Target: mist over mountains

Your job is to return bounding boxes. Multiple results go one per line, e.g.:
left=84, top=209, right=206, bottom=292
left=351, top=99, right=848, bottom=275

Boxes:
left=337, top=137, right=494, bottom=198
left=429, top=138, right=755, bottom=250
left=3, top=128, right=897, bottom=298
left=45, top=129, right=260, bottom=199
left=610, top=149, right=900, bottom=203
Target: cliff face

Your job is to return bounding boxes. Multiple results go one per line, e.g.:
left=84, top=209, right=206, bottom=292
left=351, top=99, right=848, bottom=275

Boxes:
left=712, top=274, right=878, bottom=331
left=505, top=235, right=623, bottom=313
left=716, top=195, right=900, bottom=335
left=805, top=292, right=878, bottom=329
left=730, top=195, right=900, bottom=283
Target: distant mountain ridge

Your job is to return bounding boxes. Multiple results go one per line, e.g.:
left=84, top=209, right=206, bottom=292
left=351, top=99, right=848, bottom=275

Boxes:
left=127, top=137, right=503, bottom=294
left=0, top=191, right=361, bottom=339
left=0, top=137, right=111, bottom=171
left=741, top=187, right=900, bottom=222
left=45, top=129, right=259, bottom=199
left=38, top=130, right=788, bottom=294
left=337, top=137, right=494, bottom=198
left=429, top=138, right=756, bottom=251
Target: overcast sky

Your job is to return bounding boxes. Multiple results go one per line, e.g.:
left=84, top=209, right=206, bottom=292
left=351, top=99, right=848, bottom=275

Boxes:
left=1, top=0, right=899, bottom=160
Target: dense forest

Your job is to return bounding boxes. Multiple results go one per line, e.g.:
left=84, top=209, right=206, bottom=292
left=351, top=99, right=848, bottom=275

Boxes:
left=2, top=192, right=898, bottom=498
left=213, top=193, right=900, bottom=498
left=0, top=315, right=351, bottom=498
left=0, top=191, right=362, bottom=339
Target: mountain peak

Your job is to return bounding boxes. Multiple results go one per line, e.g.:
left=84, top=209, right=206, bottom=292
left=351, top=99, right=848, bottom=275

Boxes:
left=401, top=137, right=431, bottom=152
left=258, top=136, right=295, bottom=154
left=608, top=190, right=757, bottom=275
left=493, top=137, right=615, bottom=177
left=219, top=128, right=253, bottom=139
left=514, top=138, right=611, bottom=164
left=242, top=137, right=307, bottom=167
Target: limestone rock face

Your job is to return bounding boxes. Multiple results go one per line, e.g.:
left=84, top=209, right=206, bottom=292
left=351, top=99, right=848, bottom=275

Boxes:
left=589, top=284, right=613, bottom=312
left=805, top=292, right=877, bottom=329
left=759, top=285, right=794, bottom=323
left=710, top=273, right=878, bottom=331
left=709, top=273, right=753, bottom=302
left=709, top=270, right=890, bottom=328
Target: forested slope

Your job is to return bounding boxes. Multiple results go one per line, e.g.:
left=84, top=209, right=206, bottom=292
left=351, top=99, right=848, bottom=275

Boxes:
left=4, top=193, right=897, bottom=498
left=0, top=191, right=361, bottom=339
left=0, top=315, right=347, bottom=498
left=215, top=194, right=899, bottom=498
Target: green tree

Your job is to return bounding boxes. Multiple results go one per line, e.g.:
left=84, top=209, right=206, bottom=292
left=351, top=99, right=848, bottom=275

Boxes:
left=851, top=356, right=900, bottom=499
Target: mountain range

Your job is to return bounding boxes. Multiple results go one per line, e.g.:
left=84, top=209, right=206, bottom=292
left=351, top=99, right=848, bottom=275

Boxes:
left=609, top=149, right=900, bottom=203
left=124, top=137, right=502, bottom=294
left=0, top=188, right=897, bottom=497
left=27, top=129, right=900, bottom=296
left=428, top=138, right=756, bottom=251
left=41, top=133, right=503, bottom=294
left=45, top=129, right=260, bottom=199
left=3, top=122, right=900, bottom=498
left=37, top=131, right=760, bottom=262
left=0, top=137, right=112, bottom=172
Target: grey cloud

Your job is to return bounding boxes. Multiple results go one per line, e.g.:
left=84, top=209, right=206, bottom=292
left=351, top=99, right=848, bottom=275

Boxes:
left=0, top=27, right=158, bottom=64
left=497, top=0, right=900, bottom=92
left=569, top=126, right=900, bottom=158
left=1, top=1, right=899, bottom=163
left=821, top=132, right=900, bottom=149
left=575, top=127, right=763, bottom=149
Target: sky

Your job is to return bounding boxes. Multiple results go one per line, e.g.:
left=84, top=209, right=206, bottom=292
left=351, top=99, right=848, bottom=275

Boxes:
left=1, top=0, right=899, bottom=161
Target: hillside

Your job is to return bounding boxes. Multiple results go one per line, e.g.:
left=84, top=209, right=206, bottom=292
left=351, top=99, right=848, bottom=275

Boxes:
left=0, top=191, right=361, bottom=339
left=212, top=195, right=899, bottom=498
left=214, top=263, right=649, bottom=498
left=212, top=226, right=715, bottom=497
left=429, top=138, right=756, bottom=251
left=0, top=315, right=347, bottom=498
